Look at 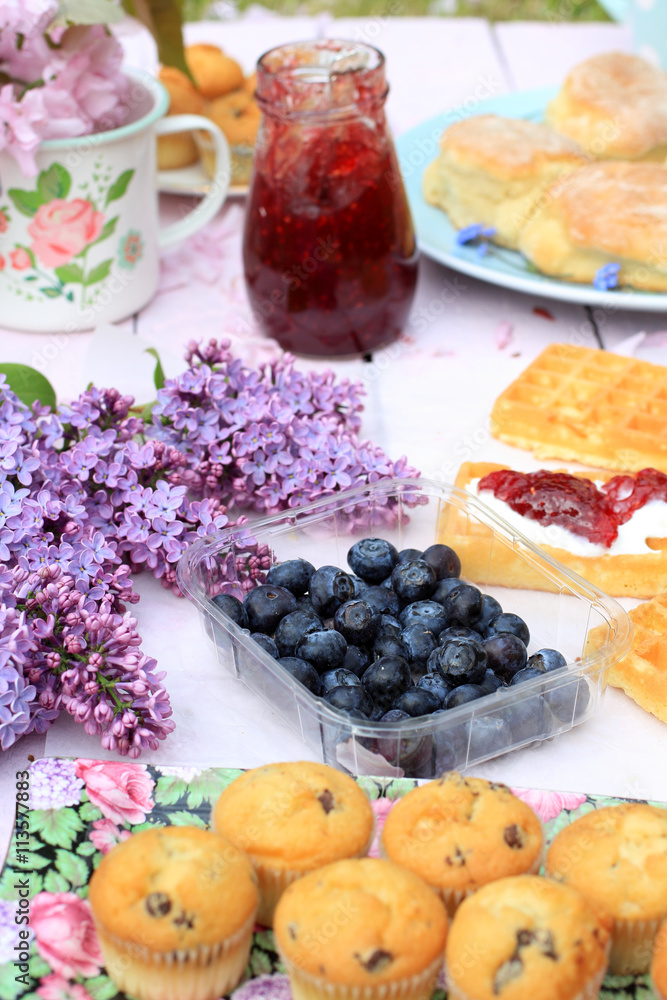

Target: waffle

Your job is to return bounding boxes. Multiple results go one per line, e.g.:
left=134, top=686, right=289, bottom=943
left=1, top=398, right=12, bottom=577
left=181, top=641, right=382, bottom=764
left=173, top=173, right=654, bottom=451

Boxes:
left=586, top=593, right=667, bottom=724
left=439, top=461, right=667, bottom=599
left=491, top=343, right=667, bottom=473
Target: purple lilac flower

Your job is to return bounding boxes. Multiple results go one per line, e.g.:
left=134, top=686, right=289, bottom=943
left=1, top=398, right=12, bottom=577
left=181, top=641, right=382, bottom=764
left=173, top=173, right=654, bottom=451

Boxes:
left=0, top=899, right=32, bottom=964
left=29, top=758, right=84, bottom=810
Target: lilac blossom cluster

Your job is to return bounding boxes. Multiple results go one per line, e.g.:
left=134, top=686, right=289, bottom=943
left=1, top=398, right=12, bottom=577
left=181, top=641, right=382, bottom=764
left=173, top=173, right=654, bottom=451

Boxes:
left=0, top=1, right=130, bottom=174
left=0, top=340, right=418, bottom=757
left=151, top=339, right=419, bottom=518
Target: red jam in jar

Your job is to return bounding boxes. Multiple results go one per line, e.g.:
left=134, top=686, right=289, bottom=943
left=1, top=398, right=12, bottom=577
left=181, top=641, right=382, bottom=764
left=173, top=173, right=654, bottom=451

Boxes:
left=478, top=467, right=667, bottom=547
left=243, top=40, right=418, bottom=357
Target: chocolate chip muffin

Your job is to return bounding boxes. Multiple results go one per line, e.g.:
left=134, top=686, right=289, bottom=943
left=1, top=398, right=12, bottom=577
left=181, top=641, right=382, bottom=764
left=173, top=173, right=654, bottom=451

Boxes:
left=274, top=857, right=448, bottom=1000
left=381, top=772, right=544, bottom=915
left=652, top=920, right=667, bottom=1000
left=212, top=761, right=374, bottom=926
left=445, top=875, right=611, bottom=1000
left=88, top=825, right=258, bottom=1000
left=546, top=802, right=667, bottom=974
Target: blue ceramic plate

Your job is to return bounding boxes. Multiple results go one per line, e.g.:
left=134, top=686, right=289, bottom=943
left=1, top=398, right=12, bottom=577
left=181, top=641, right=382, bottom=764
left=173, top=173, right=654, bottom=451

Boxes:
left=395, top=86, right=667, bottom=312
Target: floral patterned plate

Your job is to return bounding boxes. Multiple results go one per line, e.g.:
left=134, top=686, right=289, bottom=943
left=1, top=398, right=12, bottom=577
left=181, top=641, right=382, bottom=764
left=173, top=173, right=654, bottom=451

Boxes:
left=0, top=759, right=661, bottom=1000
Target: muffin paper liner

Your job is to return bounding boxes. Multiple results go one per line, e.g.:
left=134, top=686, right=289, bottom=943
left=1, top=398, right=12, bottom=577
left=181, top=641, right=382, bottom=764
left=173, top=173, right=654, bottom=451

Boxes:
left=280, top=953, right=443, bottom=1000
left=609, top=914, right=664, bottom=976
left=94, top=911, right=256, bottom=1000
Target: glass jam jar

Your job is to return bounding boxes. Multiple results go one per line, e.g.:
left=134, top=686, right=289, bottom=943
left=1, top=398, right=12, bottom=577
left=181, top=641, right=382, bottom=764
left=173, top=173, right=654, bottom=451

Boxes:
left=242, top=40, right=418, bottom=357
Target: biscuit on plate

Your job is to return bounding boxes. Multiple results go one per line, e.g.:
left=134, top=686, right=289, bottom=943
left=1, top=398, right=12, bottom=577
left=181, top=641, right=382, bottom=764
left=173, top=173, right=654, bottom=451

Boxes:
left=518, top=160, right=667, bottom=291
left=422, top=114, right=587, bottom=249
left=546, top=51, right=667, bottom=161
left=157, top=67, right=205, bottom=169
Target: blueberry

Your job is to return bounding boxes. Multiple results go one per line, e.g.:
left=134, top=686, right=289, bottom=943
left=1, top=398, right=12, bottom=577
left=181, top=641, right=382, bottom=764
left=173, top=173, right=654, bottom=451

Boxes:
left=376, top=709, right=428, bottom=769
left=433, top=731, right=459, bottom=772
left=278, top=656, right=321, bottom=695
left=340, top=645, right=371, bottom=678
left=379, top=614, right=402, bottom=637
left=369, top=703, right=387, bottom=721
left=545, top=675, right=590, bottom=723
left=485, top=612, right=530, bottom=647
left=480, top=668, right=504, bottom=694
left=294, top=595, right=323, bottom=619
left=432, top=577, right=466, bottom=605
left=399, top=601, right=449, bottom=636
left=510, top=666, right=546, bottom=686
left=390, top=560, right=437, bottom=603
left=505, top=698, right=547, bottom=742
left=250, top=633, right=279, bottom=658
left=397, top=547, right=423, bottom=565
left=274, top=611, right=321, bottom=658
left=362, top=656, right=411, bottom=708
left=350, top=576, right=367, bottom=597
left=320, top=668, right=363, bottom=694
left=468, top=716, right=512, bottom=759
left=334, top=599, right=381, bottom=646
left=380, top=576, right=394, bottom=590
left=438, top=626, right=482, bottom=647
left=374, top=633, right=409, bottom=661
left=529, top=648, right=567, bottom=673
left=436, top=638, right=487, bottom=687
left=243, top=585, right=297, bottom=634
left=324, top=685, right=372, bottom=716
left=211, top=593, right=249, bottom=629
left=482, top=634, right=527, bottom=683
left=266, top=558, right=315, bottom=596
left=443, top=583, right=483, bottom=627
left=361, top=586, right=401, bottom=617
left=417, top=672, right=452, bottom=706
left=393, top=688, right=441, bottom=716
left=426, top=648, right=443, bottom=674
left=475, top=595, right=504, bottom=636
left=444, top=684, right=486, bottom=708
left=400, top=623, right=437, bottom=667
left=421, top=543, right=461, bottom=580
left=309, top=566, right=356, bottom=618
left=347, top=538, right=399, bottom=584
left=297, top=629, right=347, bottom=672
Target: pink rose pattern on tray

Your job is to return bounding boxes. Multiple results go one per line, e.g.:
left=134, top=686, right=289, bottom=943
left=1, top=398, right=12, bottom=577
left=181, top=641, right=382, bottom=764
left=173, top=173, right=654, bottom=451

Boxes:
left=4, top=161, right=137, bottom=308
left=0, top=762, right=655, bottom=1000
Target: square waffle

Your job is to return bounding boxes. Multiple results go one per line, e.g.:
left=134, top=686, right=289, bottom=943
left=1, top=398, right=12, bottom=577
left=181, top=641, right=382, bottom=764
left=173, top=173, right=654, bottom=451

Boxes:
left=586, top=593, right=667, bottom=725
left=491, top=343, right=667, bottom=472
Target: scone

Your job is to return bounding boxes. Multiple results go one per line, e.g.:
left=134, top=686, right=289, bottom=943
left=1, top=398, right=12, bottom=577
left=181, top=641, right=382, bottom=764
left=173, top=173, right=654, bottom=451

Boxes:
left=652, top=920, right=667, bottom=1000
left=546, top=51, right=667, bottom=161
left=443, top=461, right=667, bottom=599
left=199, top=91, right=261, bottom=185
left=157, top=66, right=205, bottom=169
left=274, top=857, right=449, bottom=1000
left=88, top=825, right=258, bottom=1000
left=212, top=761, right=374, bottom=926
left=444, top=875, right=611, bottom=1000
left=422, top=114, right=587, bottom=248
left=381, top=772, right=544, bottom=915
left=186, top=44, right=244, bottom=100
left=545, top=803, right=667, bottom=974
left=518, top=161, right=667, bottom=291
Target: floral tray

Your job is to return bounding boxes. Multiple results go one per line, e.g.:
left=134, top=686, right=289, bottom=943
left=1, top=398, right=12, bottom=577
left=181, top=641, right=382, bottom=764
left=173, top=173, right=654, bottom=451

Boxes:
left=0, top=760, right=662, bottom=1000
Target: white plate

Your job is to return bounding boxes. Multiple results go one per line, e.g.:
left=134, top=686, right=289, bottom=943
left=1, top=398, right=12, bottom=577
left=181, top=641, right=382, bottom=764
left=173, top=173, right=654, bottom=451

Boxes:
left=158, top=160, right=248, bottom=198
left=395, top=86, right=667, bottom=312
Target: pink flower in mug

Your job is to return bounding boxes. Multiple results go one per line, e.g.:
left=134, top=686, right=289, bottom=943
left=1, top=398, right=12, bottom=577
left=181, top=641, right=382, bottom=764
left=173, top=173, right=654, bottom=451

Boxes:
left=89, top=817, right=132, bottom=854
left=0, top=211, right=8, bottom=234
left=367, top=797, right=398, bottom=858
left=510, top=787, right=587, bottom=823
left=31, top=892, right=103, bottom=979
left=27, top=199, right=104, bottom=268
left=10, top=247, right=31, bottom=270
left=74, top=758, right=154, bottom=825
left=36, top=973, right=94, bottom=1000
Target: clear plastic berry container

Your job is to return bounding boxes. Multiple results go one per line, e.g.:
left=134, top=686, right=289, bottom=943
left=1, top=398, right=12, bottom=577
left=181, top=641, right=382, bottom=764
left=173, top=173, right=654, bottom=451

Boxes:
left=177, top=478, right=632, bottom=777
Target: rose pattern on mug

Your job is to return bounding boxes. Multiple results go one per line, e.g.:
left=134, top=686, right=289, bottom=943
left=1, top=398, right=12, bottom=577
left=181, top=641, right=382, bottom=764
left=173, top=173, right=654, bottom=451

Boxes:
left=3, top=159, right=139, bottom=310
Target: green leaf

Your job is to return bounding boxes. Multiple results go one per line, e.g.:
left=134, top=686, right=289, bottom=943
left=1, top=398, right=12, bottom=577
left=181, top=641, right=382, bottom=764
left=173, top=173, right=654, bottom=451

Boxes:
left=79, top=801, right=103, bottom=822
left=9, top=849, right=50, bottom=871
left=122, top=0, right=193, bottom=83
left=0, top=365, right=56, bottom=409
left=141, top=400, right=157, bottom=422
left=7, top=188, right=43, bottom=217
left=145, top=347, right=166, bottom=391
left=184, top=768, right=243, bottom=809
left=168, top=810, right=207, bottom=828
left=53, top=0, right=124, bottom=23
left=85, top=975, right=122, bottom=1000
left=55, top=262, right=85, bottom=284
left=37, top=163, right=71, bottom=201
left=39, top=286, right=61, bottom=298
left=0, top=962, right=26, bottom=1000
left=55, top=848, right=89, bottom=888
left=104, top=169, right=134, bottom=207
left=155, top=774, right=189, bottom=807
left=89, top=214, right=118, bottom=248
left=44, top=869, right=70, bottom=893
left=30, top=807, right=83, bottom=849
left=28, top=954, right=50, bottom=979
left=77, top=840, right=97, bottom=856
left=85, top=259, right=112, bottom=286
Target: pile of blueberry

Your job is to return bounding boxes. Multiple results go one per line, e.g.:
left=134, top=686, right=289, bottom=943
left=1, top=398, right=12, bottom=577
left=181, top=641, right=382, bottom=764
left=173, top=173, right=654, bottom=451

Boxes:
left=211, top=538, right=587, bottom=774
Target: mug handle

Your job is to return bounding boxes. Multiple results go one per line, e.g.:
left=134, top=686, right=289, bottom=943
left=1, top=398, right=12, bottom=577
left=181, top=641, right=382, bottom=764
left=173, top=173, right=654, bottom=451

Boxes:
left=155, top=114, right=231, bottom=249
